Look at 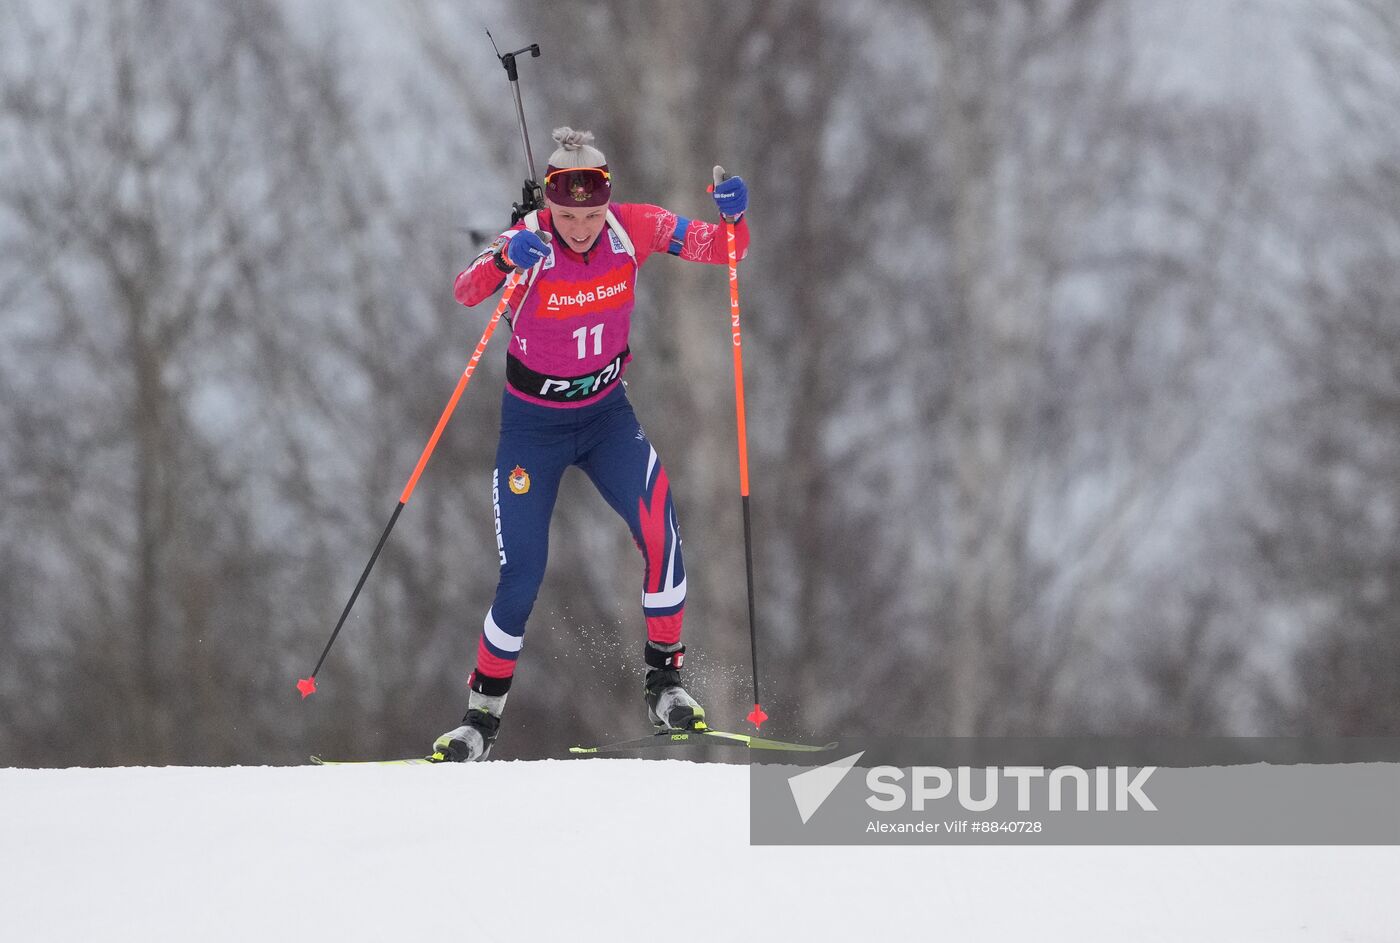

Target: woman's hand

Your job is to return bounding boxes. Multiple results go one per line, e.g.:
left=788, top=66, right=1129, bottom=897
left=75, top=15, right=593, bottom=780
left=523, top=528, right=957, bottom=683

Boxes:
left=711, top=165, right=748, bottom=221
left=498, top=229, right=553, bottom=270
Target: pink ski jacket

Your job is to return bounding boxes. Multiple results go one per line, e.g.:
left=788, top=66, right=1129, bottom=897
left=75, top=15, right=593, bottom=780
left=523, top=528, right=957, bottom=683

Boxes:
left=455, top=203, right=750, bottom=407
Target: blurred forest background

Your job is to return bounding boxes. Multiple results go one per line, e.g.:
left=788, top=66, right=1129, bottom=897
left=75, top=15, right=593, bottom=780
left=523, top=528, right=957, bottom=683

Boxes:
left=2, top=0, right=1398, bottom=766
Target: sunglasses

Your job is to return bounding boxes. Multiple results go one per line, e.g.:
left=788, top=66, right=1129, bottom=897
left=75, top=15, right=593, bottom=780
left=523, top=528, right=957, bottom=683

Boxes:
left=544, top=166, right=612, bottom=185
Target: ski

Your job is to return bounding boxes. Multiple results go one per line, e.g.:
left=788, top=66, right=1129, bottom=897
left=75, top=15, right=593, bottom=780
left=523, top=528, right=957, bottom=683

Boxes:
left=568, top=725, right=836, bottom=755
left=310, top=753, right=447, bottom=766
left=312, top=728, right=836, bottom=764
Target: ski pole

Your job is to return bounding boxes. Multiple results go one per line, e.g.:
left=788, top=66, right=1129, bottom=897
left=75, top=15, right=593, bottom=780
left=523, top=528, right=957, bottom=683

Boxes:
left=297, top=270, right=524, bottom=698
left=300, top=32, right=544, bottom=699
left=710, top=168, right=767, bottom=729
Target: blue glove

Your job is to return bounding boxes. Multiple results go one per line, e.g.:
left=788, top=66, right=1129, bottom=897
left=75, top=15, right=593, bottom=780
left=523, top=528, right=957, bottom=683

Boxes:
left=711, top=165, right=748, bottom=221
left=503, top=229, right=552, bottom=269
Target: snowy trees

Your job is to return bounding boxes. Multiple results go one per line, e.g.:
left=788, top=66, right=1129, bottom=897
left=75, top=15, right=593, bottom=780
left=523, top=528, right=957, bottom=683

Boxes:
left=0, top=0, right=502, bottom=762
left=910, top=0, right=1273, bottom=736
left=2, top=0, right=1398, bottom=764
left=1250, top=0, right=1400, bottom=734
left=0, top=0, right=334, bottom=762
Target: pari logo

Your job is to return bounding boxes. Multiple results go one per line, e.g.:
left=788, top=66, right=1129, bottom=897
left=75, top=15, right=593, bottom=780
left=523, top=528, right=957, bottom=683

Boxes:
left=788, top=754, right=1158, bottom=824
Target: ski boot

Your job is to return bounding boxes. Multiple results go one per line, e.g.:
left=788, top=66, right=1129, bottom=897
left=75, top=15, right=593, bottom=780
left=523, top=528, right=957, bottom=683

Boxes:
left=434, top=689, right=506, bottom=762
left=644, top=642, right=705, bottom=731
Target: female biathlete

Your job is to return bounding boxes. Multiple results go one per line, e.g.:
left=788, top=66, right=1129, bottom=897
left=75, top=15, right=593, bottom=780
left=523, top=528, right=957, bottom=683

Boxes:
left=434, top=127, right=749, bottom=761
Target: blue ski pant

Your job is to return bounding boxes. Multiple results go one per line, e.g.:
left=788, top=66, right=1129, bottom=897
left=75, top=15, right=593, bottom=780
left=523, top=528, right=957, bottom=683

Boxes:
left=471, top=385, right=686, bottom=692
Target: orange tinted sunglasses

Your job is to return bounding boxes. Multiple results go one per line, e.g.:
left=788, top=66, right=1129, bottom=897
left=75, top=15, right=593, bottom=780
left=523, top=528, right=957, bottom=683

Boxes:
left=543, top=166, right=611, bottom=185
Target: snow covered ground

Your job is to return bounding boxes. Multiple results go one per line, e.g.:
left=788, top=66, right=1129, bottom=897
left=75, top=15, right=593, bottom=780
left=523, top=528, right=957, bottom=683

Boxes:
left=1, top=760, right=1396, bottom=942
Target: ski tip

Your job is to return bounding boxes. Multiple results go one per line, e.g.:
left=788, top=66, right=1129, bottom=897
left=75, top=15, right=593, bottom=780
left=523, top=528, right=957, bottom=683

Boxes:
left=296, top=676, right=317, bottom=699
left=309, top=755, right=443, bottom=766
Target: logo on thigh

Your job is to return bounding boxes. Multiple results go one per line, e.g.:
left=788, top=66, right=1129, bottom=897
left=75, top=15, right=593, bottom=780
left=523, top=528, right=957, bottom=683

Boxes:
left=492, top=469, right=506, bottom=565
left=508, top=465, right=531, bottom=495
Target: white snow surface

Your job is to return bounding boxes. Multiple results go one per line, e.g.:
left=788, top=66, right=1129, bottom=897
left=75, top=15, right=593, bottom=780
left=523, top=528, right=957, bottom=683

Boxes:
left=1, top=760, right=1395, bottom=942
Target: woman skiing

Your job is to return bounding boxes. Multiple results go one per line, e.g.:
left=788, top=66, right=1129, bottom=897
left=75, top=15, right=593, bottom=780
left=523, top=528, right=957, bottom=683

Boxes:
left=434, top=127, right=750, bottom=761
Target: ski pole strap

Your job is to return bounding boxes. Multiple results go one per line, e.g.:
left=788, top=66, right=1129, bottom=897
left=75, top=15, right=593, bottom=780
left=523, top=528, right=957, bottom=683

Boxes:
left=505, top=348, right=629, bottom=403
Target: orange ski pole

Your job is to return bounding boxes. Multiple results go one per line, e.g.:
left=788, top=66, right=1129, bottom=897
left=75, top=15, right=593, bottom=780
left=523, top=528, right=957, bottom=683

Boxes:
left=712, top=169, right=767, bottom=730
left=298, top=269, right=524, bottom=698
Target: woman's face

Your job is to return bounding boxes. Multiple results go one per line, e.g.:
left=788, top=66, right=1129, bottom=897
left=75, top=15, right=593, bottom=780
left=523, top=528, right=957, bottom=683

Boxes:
left=548, top=201, right=607, bottom=253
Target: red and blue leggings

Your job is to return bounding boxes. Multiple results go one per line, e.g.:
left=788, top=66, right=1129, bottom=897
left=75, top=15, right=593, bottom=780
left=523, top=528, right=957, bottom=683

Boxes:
left=469, top=384, right=686, bottom=696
